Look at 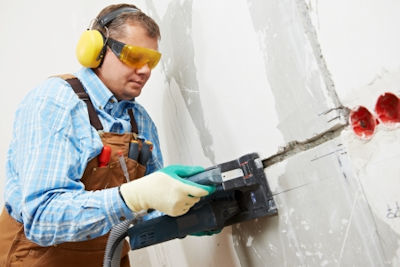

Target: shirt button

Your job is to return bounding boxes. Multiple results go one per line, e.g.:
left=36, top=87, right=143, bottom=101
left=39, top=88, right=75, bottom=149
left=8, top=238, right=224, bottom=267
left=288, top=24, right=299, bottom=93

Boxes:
left=119, top=216, right=126, bottom=221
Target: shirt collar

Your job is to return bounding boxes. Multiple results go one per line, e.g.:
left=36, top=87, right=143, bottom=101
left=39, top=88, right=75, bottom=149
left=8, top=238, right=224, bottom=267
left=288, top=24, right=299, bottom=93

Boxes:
left=75, top=68, right=117, bottom=111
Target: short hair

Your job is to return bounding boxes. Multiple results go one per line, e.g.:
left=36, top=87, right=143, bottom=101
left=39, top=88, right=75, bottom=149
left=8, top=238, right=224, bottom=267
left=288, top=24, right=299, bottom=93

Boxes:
left=92, top=3, right=161, bottom=40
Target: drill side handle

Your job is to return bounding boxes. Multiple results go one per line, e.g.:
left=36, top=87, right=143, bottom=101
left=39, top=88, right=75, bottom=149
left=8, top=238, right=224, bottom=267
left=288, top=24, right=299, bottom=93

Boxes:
left=127, top=202, right=228, bottom=250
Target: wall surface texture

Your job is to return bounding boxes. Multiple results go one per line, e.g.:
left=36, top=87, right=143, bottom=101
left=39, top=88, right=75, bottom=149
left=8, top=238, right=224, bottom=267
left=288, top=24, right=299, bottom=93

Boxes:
left=1, top=0, right=399, bottom=266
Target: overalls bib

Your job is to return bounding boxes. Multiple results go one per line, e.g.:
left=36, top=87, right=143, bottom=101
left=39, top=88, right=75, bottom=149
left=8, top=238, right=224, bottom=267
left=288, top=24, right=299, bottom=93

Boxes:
left=0, top=75, right=147, bottom=267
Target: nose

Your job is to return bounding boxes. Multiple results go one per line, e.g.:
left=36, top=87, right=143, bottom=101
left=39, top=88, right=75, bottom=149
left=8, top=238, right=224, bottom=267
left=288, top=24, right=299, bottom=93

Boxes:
left=136, top=63, right=151, bottom=75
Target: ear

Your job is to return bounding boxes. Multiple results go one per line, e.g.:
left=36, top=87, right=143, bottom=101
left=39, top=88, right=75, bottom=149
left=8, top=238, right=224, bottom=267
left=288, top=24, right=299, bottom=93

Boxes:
left=76, top=30, right=105, bottom=68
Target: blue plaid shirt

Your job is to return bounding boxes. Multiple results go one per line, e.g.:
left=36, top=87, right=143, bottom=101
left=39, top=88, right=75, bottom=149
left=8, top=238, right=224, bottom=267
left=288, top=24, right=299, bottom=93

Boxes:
left=4, top=68, right=163, bottom=246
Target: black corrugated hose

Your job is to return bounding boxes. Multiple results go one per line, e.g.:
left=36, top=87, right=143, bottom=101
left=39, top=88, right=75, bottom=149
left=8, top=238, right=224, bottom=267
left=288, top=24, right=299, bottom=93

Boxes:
left=103, top=211, right=146, bottom=267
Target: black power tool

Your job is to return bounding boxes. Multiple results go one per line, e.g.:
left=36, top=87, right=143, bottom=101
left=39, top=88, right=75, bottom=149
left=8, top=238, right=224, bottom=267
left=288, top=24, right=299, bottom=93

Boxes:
left=103, top=153, right=278, bottom=267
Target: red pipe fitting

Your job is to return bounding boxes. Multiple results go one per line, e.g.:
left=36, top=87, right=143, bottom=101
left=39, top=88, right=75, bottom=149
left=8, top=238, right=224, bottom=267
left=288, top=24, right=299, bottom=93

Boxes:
left=375, top=92, right=400, bottom=126
left=349, top=106, right=378, bottom=140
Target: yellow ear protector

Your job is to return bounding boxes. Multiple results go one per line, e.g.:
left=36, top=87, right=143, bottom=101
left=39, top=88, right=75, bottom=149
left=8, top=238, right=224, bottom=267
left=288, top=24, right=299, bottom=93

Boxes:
left=76, top=7, right=139, bottom=68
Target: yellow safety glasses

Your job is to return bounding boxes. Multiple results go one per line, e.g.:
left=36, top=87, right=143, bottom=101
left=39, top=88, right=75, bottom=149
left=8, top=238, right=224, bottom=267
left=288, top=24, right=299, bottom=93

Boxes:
left=107, top=38, right=161, bottom=69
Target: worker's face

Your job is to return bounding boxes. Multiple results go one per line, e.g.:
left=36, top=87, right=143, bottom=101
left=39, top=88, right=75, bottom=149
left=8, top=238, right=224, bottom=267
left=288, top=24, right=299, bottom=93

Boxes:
left=95, top=23, right=159, bottom=100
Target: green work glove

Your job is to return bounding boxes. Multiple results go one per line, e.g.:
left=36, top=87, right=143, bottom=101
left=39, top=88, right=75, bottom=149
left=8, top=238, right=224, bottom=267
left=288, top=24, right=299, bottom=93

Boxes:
left=190, top=229, right=222, bottom=237
left=120, top=165, right=216, bottom=217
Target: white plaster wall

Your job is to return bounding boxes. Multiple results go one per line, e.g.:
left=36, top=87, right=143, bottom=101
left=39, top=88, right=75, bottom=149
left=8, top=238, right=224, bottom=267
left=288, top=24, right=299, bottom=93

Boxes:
left=307, top=0, right=400, bottom=107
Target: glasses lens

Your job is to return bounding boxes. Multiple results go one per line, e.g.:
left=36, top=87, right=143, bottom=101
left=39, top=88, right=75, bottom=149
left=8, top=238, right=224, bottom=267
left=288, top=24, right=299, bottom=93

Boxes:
left=119, top=45, right=161, bottom=69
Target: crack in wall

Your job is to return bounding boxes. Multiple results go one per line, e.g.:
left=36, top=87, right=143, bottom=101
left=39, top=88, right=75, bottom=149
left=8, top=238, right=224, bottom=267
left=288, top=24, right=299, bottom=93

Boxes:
left=296, top=0, right=342, bottom=108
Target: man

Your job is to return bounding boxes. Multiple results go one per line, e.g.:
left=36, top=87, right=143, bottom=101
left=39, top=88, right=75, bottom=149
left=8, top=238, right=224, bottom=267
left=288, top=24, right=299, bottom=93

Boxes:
left=0, top=3, right=214, bottom=266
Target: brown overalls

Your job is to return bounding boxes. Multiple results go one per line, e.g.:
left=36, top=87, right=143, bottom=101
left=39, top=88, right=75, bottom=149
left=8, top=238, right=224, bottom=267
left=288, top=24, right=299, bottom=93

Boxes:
left=0, top=75, right=147, bottom=267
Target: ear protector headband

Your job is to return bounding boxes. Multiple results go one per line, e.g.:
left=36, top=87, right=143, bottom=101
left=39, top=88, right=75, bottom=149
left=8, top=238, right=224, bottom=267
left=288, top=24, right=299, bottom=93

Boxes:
left=76, top=7, right=139, bottom=68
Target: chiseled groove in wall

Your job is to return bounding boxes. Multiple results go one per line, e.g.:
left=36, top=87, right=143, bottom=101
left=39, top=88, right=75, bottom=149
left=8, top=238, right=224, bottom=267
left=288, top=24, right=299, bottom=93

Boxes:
left=296, top=0, right=342, bottom=108
left=262, top=107, right=350, bottom=168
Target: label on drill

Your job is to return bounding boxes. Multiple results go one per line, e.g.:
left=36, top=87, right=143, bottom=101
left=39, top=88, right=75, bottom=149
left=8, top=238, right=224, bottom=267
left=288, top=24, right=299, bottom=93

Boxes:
left=221, top=168, right=244, bottom=182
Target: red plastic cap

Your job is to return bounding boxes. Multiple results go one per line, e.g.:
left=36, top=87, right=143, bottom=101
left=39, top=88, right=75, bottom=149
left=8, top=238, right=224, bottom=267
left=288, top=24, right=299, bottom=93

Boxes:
left=349, top=106, right=377, bottom=139
left=375, top=92, right=400, bottom=125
